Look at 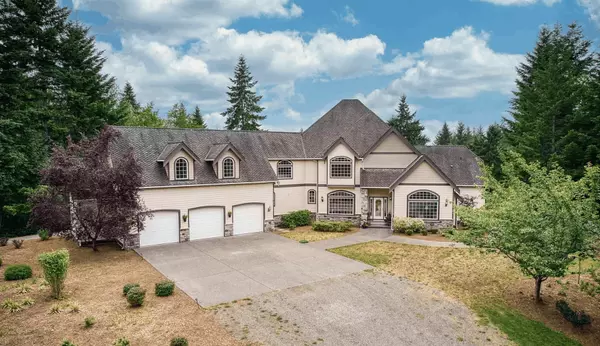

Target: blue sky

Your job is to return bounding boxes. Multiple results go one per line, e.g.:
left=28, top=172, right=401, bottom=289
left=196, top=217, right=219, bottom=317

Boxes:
left=66, top=0, right=600, bottom=139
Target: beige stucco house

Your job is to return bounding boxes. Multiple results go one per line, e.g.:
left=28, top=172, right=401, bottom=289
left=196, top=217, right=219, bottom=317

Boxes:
left=111, top=99, right=483, bottom=248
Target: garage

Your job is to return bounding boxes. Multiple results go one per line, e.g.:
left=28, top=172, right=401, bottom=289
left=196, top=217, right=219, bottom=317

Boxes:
left=189, top=207, right=225, bottom=240
left=140, top=210, right=180, bottom=247
left=233, top=203, right=264, bottom=235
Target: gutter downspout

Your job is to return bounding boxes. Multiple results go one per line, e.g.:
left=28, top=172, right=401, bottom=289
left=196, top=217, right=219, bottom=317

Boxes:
left=316, top=160, right=319, bottom=217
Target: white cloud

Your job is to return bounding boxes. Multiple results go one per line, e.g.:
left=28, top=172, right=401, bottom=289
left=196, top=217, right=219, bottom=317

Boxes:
left=204, top=112, right=227, bottom=129
left=359, top=26, right=523, bottom=115
left=338, top=6, right=359, bottom=26
left=478, top=0, right=560, bottom=5
left=578, top=0, right=600, bottom=26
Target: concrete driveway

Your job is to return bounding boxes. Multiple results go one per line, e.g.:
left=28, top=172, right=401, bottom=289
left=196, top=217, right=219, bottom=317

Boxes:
left=136, top=233, right=371, bottom=306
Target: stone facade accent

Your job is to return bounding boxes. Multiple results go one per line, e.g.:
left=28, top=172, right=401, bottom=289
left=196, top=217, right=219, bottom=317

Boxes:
left=179, top=228, right=190, bottom=242
left=264, top=220, right=275, bottom=232
left=225, top=224, right=233, bottom=237
left=120, top=233, right=140, bottom=250
left=273, top=215, right=283, bottom=226
left=316, top=214, right=361, bottom=226
left=424, top=219, right=454, bottom=230
left=360, top=188, right=369, bottom=223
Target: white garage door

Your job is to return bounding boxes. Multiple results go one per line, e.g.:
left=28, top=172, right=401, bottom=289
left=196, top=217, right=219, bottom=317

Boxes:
left=233, top=204, right=264, bottom=235
left=140, top=211, right=179, bottom=247
left=189, top=207, right=225, bottom=240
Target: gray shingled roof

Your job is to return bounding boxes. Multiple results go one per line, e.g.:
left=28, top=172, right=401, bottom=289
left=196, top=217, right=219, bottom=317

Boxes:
left=156, top=143, right=179, bottom=162
left=417, top=146, right=483, bottom=186
left=205, top=143, right=229, bottom=161
left=361, top=169, right=405, bottom=187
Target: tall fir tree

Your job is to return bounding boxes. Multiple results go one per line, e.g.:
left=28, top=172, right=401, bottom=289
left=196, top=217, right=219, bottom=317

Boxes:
left=122, top=82, right=139, bottom=110
left=387, top=95, right=429, bottom=145
left=452, top=122, right=472, bottom=146
left=190, top=106, right=207, bottom=129
left=434, top=122, right=453, bottom=145
left=222, top=55, right=265, bottom=130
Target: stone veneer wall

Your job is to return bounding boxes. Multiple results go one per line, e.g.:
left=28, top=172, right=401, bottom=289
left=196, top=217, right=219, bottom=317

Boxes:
left=360, top=188, right=369, bottom=222
left=180, top=228, right=190, bottom=242
left=120, top=234, right=140, bottom=250
left=225, top=224, right=233, bottom=237
left=316, top=214, right=361, bottom=226
left=264, top=220, right=275, bottom=232
left=424, top=220, right=454, bottom=230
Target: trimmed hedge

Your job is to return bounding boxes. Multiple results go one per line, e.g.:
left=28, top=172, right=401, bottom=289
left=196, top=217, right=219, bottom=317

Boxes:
left=392, top=217, right=425, bottom=234
left=556, top=300, right=591, bottom=327
left=312, top=221, right=353, bottom=233
left=280, top=210, right=311, bottom=229
left=4, top=264, right=32, bottom=281
left=126, top=286, right=146, bottom=307
left=155, top=280, right=175, bottom=297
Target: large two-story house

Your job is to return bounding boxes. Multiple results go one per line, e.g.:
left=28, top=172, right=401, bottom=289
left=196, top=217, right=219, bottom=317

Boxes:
left=111, top=99, right=483, bottom=248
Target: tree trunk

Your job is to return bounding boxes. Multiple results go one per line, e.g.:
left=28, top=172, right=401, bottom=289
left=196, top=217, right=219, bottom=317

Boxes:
left=534, top=276, right=544, bottom=302
left=91, top=237, right=98, bottom=252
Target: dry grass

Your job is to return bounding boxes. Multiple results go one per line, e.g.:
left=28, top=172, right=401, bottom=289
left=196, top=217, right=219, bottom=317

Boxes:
left=330, top=241, right=600, bottom=346
left=274, top=225, right=359, bottom=242
left=0, top=238, right=239, bottom=346
left=393, top=232, right=455, bottom=243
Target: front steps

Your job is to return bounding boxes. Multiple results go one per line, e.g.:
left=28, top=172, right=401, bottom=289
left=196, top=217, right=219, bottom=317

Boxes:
left=366, top=219, right=389, bottom=229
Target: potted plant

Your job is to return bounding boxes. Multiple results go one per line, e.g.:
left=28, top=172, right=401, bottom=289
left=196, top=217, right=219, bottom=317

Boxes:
left=182, top=214, right=188, bottom=222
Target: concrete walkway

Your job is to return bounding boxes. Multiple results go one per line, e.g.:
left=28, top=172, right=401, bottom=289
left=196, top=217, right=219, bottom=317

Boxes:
left=308, top=228, right=466, bottom=250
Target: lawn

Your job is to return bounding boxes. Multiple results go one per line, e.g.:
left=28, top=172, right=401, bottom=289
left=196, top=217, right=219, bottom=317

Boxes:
left=330, top=241, right=599, bottom=346
left=0, top=238, right=239, bottom=346
left=393, top=232, right=456, bottom=243
left=274, top=225, right=359, bottom=242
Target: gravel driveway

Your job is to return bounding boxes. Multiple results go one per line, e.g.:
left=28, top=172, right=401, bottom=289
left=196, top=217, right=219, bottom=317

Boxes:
left=212, top=270, right=508, bottom=346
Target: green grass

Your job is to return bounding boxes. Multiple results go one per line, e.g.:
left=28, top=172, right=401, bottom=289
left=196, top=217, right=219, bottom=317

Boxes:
left=328, top=244, right=391, bottom=267
left=477, top=305, right=581, bottom=346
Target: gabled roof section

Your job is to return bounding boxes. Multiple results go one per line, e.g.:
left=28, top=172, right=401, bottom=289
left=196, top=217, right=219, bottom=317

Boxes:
left=321, top=137, right=360, bottom=158
left=362, top=128, right=421, bottom=156
left=205, top=142, right=244, bottom=161
left=361, top=168, right=405, bottom=188
left=389, top=155, right=459, bottom=191
left=156, top=141, right=201, bottom=165
left=417, top=146, right=483, bottom=186
left=302, top=99, right=391, bottom=158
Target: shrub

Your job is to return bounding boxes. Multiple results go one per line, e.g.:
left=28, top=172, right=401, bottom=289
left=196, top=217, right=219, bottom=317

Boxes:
left=155, top=280, right=175, bottom=297
left=1, top=298, right=22, bottom=313
left=12, top=239, right=23, bottom=249
left=299, top=239, right=309, bottom=244
left=126, top=286, right=146, bottom=307
left=123, top=283, right=140, bottom=296
left=113, top=337, right=130, bottom=346
left=49, top=303, right=62, bottom=314
left=312, top=221, right=353, bottom=232
left=4, top=264, right=32, bottom=281
left=281, top=210, right=311, bottom=228
left=62, top=340, right=76, bottom=346
left=405, top=229, right=414, bottom=236
left=420, top=229, right=428, bottom=236
left=84, top=316, right=96, bottom=328
left=171, top=337, right=189, bottom=346
left=15, top=282, right=32, bottom=293
left=21, top=297, right=35, bottom=306
left=38, top=249, right=70, bottom=299
left=392, top=217, right=425, bottom=234
left=556, top=300, right=591, bottom=327
left=0, top=237, right=8, bottom=246
left=38, top=229, right=50, bottom=241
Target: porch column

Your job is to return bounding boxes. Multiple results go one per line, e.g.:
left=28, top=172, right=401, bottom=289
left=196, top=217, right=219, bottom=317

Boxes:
left=360, top=188, right=369, bottom=222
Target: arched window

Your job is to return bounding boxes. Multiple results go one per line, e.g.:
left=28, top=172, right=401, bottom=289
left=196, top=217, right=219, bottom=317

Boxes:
left=330, top=156, right=352, bottom=178
left=223, top=157, right=234, bottom=178
left=175, top=158, right=188, bottom=180
left=307, top=189, right=316, bottom=204
left=328, top=190, right=355, bottom=215
left=407, top=190, right=439, bottom=220
left=277, top=160, right=293, bottom=179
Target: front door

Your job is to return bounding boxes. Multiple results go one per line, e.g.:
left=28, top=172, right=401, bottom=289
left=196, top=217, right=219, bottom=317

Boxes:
left=372, top=198, right=384, bottom=220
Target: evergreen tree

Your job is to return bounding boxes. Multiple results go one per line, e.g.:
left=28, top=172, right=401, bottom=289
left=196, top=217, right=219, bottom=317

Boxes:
left=222, top=56, right=265, bottom=130
left=453, top=122, right=472, bottom=146
left=167, top=102, right=190, bottom=128
left=388, top=95, right=428, bottom=145
left=189, top=106, right=207, bottom=129
left=124, top=103, right=164, bottom=128
left=122, top=82, right=139, bottom=110
left=434, top=122, right=452, bottom=145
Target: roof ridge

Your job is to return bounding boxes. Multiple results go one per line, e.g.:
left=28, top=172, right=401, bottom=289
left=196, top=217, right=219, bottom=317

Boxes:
left=111, top=125, right=302, bottom=135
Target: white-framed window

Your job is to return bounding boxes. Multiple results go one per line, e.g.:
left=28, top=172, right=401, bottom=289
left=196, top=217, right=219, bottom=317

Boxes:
left=308, top=189, right=316, bottom=204
left=277, top=160, right=293, bottom=179
left=328, top=190, right=355, bottom=215
left=330, top=156, right=352, bottom=178
left=407, top=190, right=439, bottom=220
left=223, top=157, right=234, bottom=178
left=175, top=158, right=188, bottom=180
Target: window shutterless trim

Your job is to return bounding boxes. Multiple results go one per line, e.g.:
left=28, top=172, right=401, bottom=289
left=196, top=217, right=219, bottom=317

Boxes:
left=174, top=157, right=189, bottom=180
left=222, top=157, right=235, bottom=179
left=277, top=160, right=293, bottom=179
left=406, top=190, right=440, bottom=220
left=307, top=189, right=316, bottom=204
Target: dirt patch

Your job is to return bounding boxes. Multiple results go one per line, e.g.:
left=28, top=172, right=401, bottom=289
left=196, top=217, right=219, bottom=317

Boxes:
left=0, top=238, right=239, bottom=346
left=274, top=226, right=358, bottom=242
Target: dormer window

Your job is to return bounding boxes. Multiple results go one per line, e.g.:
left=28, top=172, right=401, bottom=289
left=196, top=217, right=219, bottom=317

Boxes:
left=175, top=158, right=189, bottom=180
left=330, top=156, right=352, bottom=178
left=223, top=157, right=234, bottom=178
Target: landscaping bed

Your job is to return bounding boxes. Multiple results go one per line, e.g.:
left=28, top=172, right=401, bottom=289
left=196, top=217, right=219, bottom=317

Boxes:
left=0, top=238, right=239, bottom=346
left=330, top=241, right=599, bottom=346
left=274, top=225, right=359, bottom=243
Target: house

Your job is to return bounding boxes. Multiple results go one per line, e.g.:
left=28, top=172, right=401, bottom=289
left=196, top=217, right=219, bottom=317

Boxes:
left=111, top=99, right=483, bottom=248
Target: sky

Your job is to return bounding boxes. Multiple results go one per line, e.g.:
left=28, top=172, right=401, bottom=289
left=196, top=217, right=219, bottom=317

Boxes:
left=64, top=0, right=600, bottom=140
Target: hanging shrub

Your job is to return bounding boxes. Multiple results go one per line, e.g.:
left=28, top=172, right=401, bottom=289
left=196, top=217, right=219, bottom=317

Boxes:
left=38, top=249, right=70, bottom=299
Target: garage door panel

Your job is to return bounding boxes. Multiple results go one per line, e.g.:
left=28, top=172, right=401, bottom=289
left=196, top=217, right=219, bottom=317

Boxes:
left=189, top=207, right=225, bottom=240
left=140, top=211, right=180, bottom=247
left=233, top=204, right=264, bottom=235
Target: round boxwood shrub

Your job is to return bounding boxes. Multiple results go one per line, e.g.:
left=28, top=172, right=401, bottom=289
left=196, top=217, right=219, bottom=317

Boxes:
left=126, top=286, right=146, bottom=307
left=122, top=283, right=140, bottom=296
left=155, top=280, right=175, bottom=297
left=171, top=337, right=189, bottom=346
left=4, top=264, right=32, bottom=281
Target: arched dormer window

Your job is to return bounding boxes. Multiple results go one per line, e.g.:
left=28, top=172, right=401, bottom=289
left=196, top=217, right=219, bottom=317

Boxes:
left=407, top=190, right=439, bottom=220
left=277, top=160, right=293, bottom=179
left=175, top=158, right=189, bottom=180
left=307, top=189, right=316, bottom=204
left=223, top=157, right=234, bottom=178
left=330, top=156, right=352, bottom=178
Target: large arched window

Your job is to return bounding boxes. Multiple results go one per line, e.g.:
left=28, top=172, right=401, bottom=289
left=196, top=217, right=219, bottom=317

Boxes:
left=175, top=158, right=188, bottom=180
left=330, top=156, right=352, bottom=178
left=407, top=190, right=439, bottom=220
left=277, top=160, right=293, bottom=179
left=223, top=157, right=234, bottom=178
left=307, top=189, right=316, bottom=204
left=328, top=190, right=355, bottom=215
